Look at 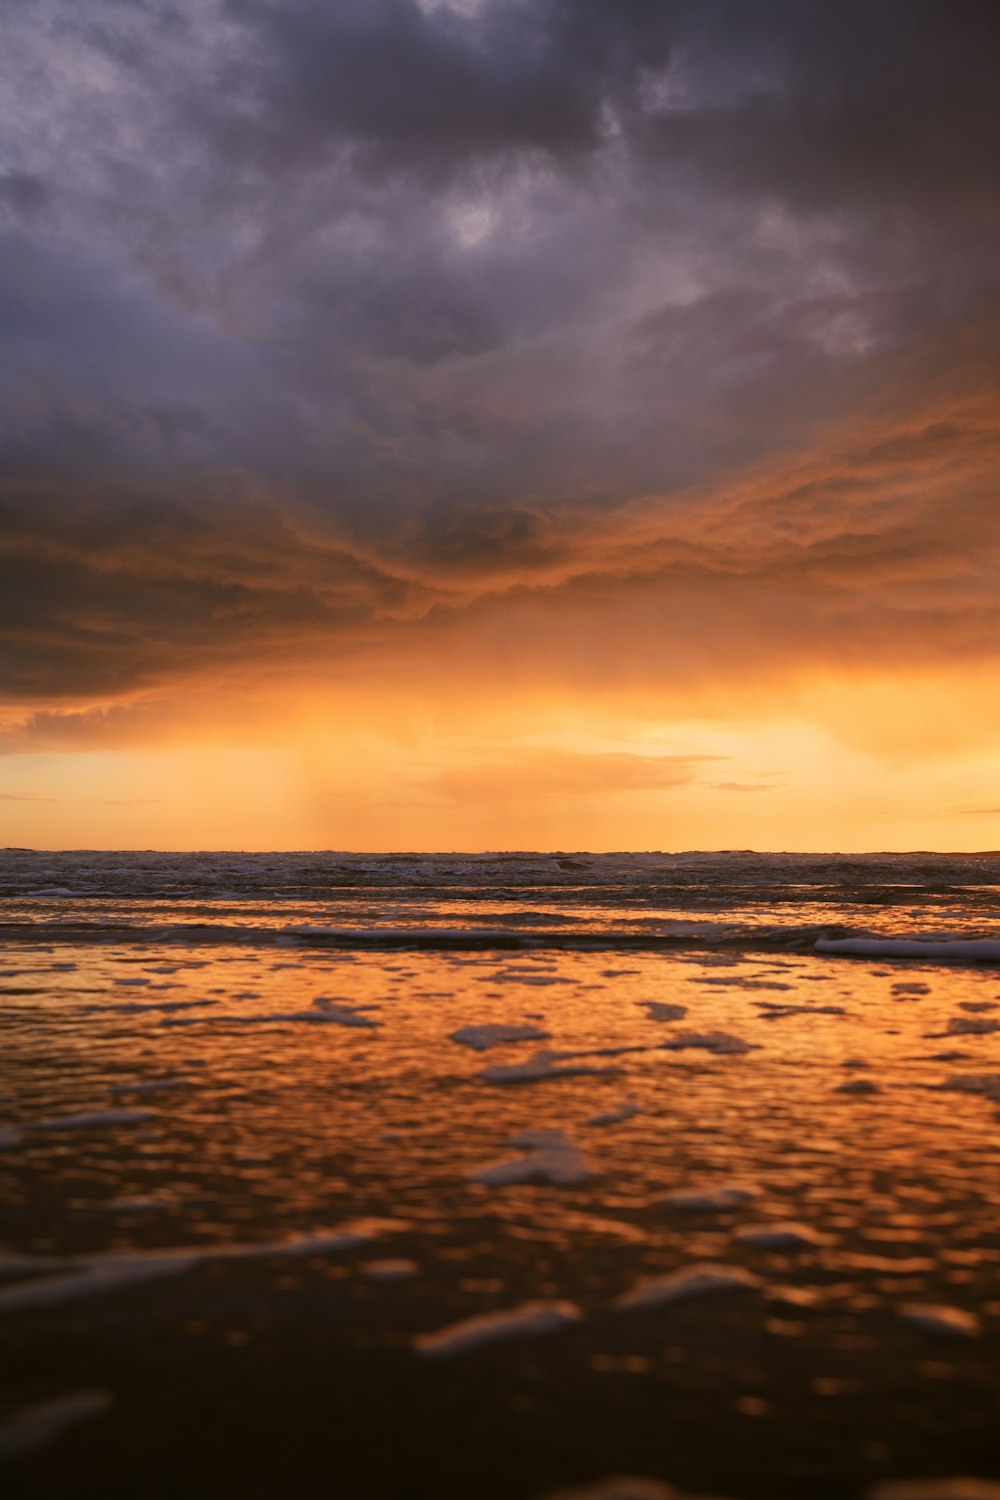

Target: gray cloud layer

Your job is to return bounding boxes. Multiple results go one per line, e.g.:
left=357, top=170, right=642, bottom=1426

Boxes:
left=1, top=0, right=999, bottom=716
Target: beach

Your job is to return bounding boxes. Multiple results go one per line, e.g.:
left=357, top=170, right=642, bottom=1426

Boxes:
left=1, top=850, right=999, bottom=1497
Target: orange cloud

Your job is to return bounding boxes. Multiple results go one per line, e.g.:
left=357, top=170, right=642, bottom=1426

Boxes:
left=2, top=329, right=999, bottom=855
left=422, top=749, right=726, bottom=804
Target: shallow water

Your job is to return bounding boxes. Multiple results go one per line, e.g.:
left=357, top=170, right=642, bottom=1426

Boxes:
left=2, top=851, right=999, bottom=1498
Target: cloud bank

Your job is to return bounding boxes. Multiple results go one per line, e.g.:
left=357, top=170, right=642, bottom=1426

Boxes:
left=0, top=0, right=998, bottom=844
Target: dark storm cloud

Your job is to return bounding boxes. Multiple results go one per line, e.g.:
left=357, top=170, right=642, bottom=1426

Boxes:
left=161, top=0, right=1000, bottom=241
left=204, top=0, right=674, bottom=176
left=1, top=0, right=999, bottom=723
left=136, top=1, right=1000, bottom=200
left=0, top=171, right=48, bottom=218
left=640, top=0, right=1000, bottom=211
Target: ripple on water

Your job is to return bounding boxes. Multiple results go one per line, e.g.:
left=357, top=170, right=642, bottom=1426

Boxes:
left=3, top=849, right=1000, bottom=1495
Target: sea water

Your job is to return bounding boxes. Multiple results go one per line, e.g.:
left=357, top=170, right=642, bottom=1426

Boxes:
left=1, top=850, right=999, bottom=1499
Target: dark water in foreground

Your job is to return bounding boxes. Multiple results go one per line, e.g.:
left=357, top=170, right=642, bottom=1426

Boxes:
left=2, top=850, right=1000, bottom=1500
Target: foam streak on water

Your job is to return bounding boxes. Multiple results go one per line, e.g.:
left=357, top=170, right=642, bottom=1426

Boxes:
left=1, top=850, right=999, bottom=1498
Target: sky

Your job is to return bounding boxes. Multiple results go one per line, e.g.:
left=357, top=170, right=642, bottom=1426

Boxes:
left=1, top=0, right=999, bottom=851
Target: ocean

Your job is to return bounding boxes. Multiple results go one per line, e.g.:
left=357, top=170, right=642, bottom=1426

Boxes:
left=2, top=849, right=1000, bottom=1499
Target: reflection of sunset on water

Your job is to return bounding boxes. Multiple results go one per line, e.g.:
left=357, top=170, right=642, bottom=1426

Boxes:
left=2, top=852, right=1000, bottom=1493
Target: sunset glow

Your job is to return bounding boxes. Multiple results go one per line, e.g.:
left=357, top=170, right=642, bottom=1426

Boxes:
left=2, top=2, right=999, bottom=850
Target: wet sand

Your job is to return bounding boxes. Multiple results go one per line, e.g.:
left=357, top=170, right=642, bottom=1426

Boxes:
left=2, top=852, right=999, bottom=1497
